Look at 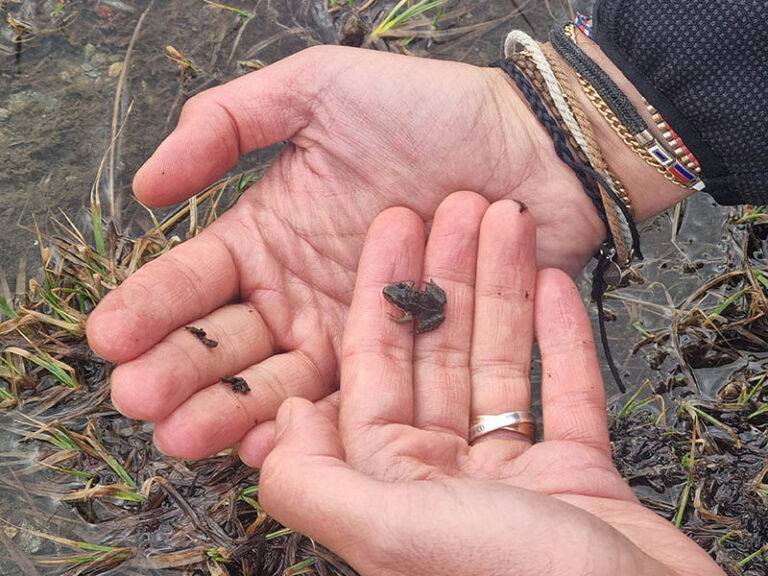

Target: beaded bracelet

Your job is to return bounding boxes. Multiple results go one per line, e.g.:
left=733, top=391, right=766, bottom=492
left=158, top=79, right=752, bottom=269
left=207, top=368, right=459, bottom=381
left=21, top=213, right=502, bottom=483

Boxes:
left=551, top=21, right=706, bottom=192
left=576, top=3, right=701, bottom=177
left=645, top=101, right=702, bottom=173
left=575, top=12, right=703, bottom=177
left=509, top=49, right=634, bottom=268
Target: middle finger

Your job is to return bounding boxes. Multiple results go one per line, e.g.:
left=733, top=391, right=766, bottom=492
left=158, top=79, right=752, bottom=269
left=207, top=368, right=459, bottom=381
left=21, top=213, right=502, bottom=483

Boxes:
left=413, top=191, right=489, bottom=437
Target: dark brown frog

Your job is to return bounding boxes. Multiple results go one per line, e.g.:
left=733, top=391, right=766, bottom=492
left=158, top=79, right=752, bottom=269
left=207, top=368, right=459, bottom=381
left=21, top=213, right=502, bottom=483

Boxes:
left=382, top=280, right=446, bottom=334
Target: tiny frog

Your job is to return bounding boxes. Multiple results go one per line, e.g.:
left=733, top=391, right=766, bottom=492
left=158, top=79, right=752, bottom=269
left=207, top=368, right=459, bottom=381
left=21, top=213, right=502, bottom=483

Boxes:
left=382, top=280, right=446, bottom=334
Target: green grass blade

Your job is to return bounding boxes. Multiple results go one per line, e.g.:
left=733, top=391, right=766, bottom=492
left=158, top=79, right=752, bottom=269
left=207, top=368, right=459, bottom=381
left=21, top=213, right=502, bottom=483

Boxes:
left=239, top=494, right=261, bottom=510
left=618, top=395, right=657, bottom=419
left=40, top=463, right=95, bottom=478
left=754, top=269, right=768, bottom=291
left=741, top=372, right=768, bottom=405
left=394, top=0, right=446, bottom=26
left=6, top=345, right=79, bottom=388
left=27, top=354, right=79, bottom=388
left=686, top=405, right=722, bottom=427
left=49, top=428, right=80, bottom=451
left=736, top=205, right=767, bottom=223
left=88, top=434, right=137, bottom=488
left=675, top=442, right=696, bottom=529
left=674, top=471, right=692, bottom=528
left=265, top=527, right=293, bottom=541
left=748, top=404, right=768, bottom=419
left=286, top=558, right=316, bottom=575
left=0, top=294, right=17, bottom=318
left=379, top=0, right=446, bottom=33
left=706, top=287, right=750, bottom=322
left=618, top=384, right=652, bottom=418
left=202, top=0, right=253, bottom=18
left=431, top=4, right=444, bottom=27
left=399, top=0, right=446, bottom=22
left=91, top=200, right=106, bottom=257
left=372, top=0, right=408, bottom=35
left=35, top=283, right=81, bottom=326
left=236, top=173, right=255, bottom=193
left=109, top=489, right=146, bottom=502
left=737, top=544, right=768, bottom=567
left=84, top=423, right=136, bottom=487
left=206, top=547, right=230, bottom=562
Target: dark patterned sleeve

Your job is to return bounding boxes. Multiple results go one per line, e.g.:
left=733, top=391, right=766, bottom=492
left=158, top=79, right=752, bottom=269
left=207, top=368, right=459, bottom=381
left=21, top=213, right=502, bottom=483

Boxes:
left=592, top=0, right=768, bottom=205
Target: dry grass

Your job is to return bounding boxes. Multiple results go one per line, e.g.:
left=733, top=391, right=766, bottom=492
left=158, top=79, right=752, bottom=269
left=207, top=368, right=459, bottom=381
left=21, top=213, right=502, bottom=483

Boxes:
left=0, top=168, right=355, bottom=575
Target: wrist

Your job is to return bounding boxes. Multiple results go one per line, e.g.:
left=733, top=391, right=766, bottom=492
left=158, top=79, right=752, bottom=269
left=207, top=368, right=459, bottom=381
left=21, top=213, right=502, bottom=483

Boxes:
left=548, top=33, right=696, bottom=222
left=483, top=67, right=608, bottom=274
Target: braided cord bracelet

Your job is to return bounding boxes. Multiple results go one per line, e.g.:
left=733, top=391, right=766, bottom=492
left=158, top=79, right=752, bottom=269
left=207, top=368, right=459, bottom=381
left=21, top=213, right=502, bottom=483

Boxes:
left=509, top=53, right=590, bottom=165
left=491, top=57, right=642, bottom=392
left=504, top=30, right=592, bottom=163
left=510, top=50, right=633, bottom=267
left=549, top=20, right=647, bottom=135
left=503, top=28, right=637, bottom=268
left=540, top=42, right=635, bottom=264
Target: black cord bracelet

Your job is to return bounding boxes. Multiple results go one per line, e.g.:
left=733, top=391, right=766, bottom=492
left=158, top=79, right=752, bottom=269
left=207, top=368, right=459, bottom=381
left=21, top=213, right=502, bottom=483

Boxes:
left=490, top=57, right=641, bottom=393
left=549, top=20, right=648, bottom=136
left=489, top=59, right=642, bottom=260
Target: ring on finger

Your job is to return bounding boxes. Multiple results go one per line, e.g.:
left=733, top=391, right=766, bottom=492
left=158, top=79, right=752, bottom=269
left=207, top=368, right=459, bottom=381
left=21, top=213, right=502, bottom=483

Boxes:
left=468, top=411, right=536, bottom=444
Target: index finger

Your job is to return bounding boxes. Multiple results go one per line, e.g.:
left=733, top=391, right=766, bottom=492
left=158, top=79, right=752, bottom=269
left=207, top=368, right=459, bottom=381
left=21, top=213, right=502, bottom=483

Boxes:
left=86, top=213, right=241, bottom=362
left=339, top=207, right=425, bottom=447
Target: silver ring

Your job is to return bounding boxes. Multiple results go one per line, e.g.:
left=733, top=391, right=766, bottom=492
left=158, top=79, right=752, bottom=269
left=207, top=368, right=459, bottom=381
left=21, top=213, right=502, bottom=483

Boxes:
left=468, top=411, right=536, bottom=444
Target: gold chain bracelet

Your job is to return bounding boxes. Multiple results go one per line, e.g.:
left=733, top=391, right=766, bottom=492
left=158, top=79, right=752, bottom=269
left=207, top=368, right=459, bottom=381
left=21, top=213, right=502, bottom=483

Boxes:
left=578, top=77, right=683, bottom=186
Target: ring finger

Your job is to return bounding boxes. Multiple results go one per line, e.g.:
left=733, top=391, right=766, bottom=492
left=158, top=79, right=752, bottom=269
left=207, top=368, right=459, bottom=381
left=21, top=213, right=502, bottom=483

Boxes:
left=469, top=200, right=536, bottom=453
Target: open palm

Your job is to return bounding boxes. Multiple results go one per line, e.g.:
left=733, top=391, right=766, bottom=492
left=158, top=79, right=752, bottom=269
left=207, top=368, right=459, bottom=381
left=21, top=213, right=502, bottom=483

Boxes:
left=258, top=195, right=723, bottom=576
left=87, top=46, right=605, bottom=460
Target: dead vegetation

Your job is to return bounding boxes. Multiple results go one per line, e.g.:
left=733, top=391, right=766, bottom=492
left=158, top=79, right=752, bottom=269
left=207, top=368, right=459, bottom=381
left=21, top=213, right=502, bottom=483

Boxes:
left=606, top=206, right=768, bottom=575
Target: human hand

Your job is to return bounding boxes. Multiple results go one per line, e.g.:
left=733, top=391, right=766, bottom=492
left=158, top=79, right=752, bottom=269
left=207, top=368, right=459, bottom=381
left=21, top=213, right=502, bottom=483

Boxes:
left=258, top=192, right=724, bottom=576
left=87, top=46, right=611, bottom=461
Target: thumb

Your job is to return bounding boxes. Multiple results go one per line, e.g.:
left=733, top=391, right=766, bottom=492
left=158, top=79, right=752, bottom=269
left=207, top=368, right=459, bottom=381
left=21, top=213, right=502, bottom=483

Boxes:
left=133, top=47, right=321, bottom=206
left=258, top=398, right=382, bottom=564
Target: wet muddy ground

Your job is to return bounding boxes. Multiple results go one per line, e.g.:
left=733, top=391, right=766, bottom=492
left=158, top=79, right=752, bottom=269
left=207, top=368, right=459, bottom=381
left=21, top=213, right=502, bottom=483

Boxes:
left=1, top=0, right=766, bottom=574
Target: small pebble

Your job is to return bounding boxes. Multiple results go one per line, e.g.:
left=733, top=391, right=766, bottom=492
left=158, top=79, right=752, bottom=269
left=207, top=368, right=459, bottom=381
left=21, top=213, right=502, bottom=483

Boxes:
left=108, top=62, right=123, bottom=77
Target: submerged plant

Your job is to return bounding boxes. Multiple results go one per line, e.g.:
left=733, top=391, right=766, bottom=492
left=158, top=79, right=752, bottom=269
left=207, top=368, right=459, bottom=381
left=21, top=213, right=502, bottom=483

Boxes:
left=368, top=0, right=446, bottom=42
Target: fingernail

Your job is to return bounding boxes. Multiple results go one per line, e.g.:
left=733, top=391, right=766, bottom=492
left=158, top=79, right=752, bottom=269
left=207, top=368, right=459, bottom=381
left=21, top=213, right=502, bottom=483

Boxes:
left=274, top=399, right=294, bottom=442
